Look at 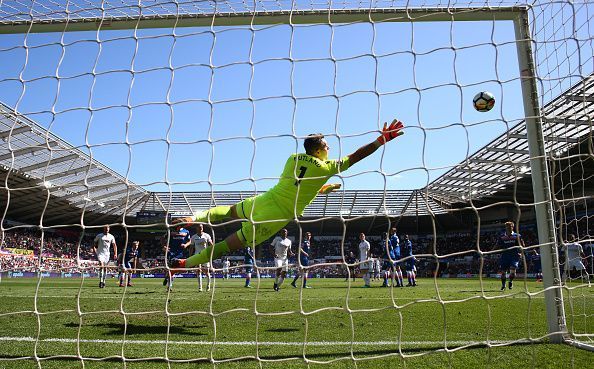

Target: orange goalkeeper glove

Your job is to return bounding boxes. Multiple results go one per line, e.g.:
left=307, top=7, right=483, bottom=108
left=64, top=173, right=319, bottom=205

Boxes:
left=319, top=183, right=341, bottom=195
left=376, top=119, right=404, bottom=145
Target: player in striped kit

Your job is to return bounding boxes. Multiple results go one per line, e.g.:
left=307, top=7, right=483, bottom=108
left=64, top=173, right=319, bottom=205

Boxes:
left=93, top=225, right=118, bottom=288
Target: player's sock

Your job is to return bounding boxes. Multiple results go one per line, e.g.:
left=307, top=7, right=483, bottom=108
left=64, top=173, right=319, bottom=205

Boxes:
left=278, top=275, right=285, bottom=287
left=365, top=273, right=371, bottom=286
left=245, top=273, right=251, bottom=287
left=501, top=273, right=507, bottom=289
left=186, top=240, right=230, bottom=268
left=292, top=274, right=299, bottom=285
left=194, top=206, right=231, bottom=223
left=198, top=273, right=203, bottom=290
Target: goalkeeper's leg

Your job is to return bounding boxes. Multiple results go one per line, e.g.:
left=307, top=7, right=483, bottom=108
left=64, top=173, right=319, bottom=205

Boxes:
left=193, top=206, right=233, bottom=223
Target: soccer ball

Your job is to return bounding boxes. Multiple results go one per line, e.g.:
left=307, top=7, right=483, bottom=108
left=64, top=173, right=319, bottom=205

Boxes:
left=473, top=91, right=495, bottom=112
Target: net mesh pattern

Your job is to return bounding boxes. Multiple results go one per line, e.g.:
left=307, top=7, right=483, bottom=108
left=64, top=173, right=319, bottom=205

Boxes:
left=0, top=0, right=592, bottom=367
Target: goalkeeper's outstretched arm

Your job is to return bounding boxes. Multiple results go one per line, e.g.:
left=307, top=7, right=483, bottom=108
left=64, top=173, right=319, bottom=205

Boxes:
left=348, top=119, right=404, bottom=166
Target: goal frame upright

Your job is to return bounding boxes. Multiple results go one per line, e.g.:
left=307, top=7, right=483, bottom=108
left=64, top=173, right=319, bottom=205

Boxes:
left=0, top=4, right=573, bottom=347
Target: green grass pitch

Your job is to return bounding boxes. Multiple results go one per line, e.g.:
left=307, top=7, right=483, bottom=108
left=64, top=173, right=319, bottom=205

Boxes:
left=0, top=276, right=592, bottom=368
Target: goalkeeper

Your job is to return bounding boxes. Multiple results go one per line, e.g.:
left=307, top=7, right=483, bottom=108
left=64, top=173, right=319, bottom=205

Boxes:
left=172, top=120, right=404, bottom=269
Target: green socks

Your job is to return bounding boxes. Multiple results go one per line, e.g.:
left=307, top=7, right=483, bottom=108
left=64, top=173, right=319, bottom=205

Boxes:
left=193, top=206, right=231, bottom=223
left=186, top=240, right=230, bottom=268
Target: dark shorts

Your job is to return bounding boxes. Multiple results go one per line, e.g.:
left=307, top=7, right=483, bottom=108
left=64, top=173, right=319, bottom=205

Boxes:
left=245, top=265, right=254, bottom=274
left=500, top=255, right=520, bottom=271
left=405, top=259, right=416, bottom=271
left=382, top=260, right=394, bottom=271
left=300, top=257, right=309, bottom=267
left=167, top=251, right=184, bottom=266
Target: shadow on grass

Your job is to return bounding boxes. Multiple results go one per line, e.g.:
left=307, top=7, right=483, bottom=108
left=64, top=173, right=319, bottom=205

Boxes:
left=264, top=328, right=300, bottom=333
left=64, top=322, right=207, bottom=336
left=0, top=341, right=549, bottom=363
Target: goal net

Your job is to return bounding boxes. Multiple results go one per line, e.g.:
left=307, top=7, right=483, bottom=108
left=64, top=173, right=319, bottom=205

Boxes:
left=0, top=0, right=592, bottom=367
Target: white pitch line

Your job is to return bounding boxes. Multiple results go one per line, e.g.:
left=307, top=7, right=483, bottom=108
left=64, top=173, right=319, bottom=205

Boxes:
left=0, top=336, right=522, bottom=347
left=0, top=294, right=557, bottom=301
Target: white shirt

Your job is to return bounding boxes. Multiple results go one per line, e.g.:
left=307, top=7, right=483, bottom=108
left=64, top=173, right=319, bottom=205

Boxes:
left=271, top=236, right=292, bottom=259
left=190, top=232, right=212, bottom=255
left=223, top=260, right=230, bottom=269
left=359, top=240, right=370, bottom=262
left=564, top=242, right=583, bottom=262
left=94, top=233, right=115, bottom=255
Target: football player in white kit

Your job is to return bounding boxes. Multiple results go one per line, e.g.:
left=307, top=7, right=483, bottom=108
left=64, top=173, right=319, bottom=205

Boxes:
left=93, top=225, right=118, bottom=288
left=271, top=228, right=294, bottom=291
left=183, top=224, right=213, bottom=292
left=358, top=233, right=371, bottom=288
left=222, top=258, right=231, bottom=279
left=563, top=234, right=588, bottom=282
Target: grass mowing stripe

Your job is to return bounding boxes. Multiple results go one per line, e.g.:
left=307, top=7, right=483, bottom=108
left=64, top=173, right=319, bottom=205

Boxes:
left=0, top=336, right=540, bottom=347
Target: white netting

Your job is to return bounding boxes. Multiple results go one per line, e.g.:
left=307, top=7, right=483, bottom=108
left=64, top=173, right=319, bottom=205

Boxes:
left=0, top=0, right=593, bottom=367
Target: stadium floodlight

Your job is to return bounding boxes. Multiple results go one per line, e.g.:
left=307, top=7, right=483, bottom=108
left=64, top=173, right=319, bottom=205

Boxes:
left=0, top=0, right=592, bottom=367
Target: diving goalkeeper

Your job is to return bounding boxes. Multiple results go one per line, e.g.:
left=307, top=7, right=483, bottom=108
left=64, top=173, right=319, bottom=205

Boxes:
left=172, top=120, right=404, bottom=269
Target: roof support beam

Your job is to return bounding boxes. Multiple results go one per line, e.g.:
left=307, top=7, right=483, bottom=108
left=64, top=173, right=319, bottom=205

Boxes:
left=565, top=95, right=594, bottom=103
left=508, top=133, right=580, bottom=143
left=455, top=167, right=513, bottom=175
left=486, top=147, right=530, bottom=155
left=60, top=183, right=127, bottom=201
left=0, top=141, right=62, bottom=161
left=18, top=153, right=79, bottom=173
left=441, top=176, right=511, bottom=184
left=70, top=187, right=134, bottom=207
left=43, top=166, right=94, bottom=181
left=543, top=117, right=592, bottom=126
left=50, top=172, right=113, bottom=187
left=0, top=126, right=31, bottom=139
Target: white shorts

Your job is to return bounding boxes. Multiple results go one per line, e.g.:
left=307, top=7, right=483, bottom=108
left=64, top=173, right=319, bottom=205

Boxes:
left=274, top=257, right=289, bottom=271
left=222, top=267, right=229, bottom=273
left=359, top=260, right=372, bottom=270
left=97, top=253, right=110, bottom=265
left=566, top=259, right=585, bottom=271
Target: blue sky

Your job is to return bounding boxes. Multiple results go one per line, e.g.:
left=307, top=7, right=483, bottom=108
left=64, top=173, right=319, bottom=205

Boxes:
left=0, top=19, right=526, bottom=193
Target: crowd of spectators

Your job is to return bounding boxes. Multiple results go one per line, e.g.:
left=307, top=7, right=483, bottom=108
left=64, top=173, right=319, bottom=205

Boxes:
left=1, top=222, right=591, bottom=277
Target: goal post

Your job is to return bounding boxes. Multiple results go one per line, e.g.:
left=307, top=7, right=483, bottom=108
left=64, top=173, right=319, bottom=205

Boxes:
left=0, top=7, right=525, bottom=34
left=513, top=10, right=567, bottom=344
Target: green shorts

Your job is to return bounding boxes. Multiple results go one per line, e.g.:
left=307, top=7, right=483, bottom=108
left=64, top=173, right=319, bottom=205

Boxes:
left=235, top=192, right=292, bottom=247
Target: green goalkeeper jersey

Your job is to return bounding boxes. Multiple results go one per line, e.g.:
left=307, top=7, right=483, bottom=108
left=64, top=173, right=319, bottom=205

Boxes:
left=268, top=153, right=350, bottom=216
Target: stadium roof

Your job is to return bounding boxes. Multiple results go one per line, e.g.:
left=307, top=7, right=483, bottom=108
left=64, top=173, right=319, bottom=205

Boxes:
left=1, top=70, right=592, bottom=227
left=0, top=101, right=149, bottom=224
left=138, top=189, right=447, bottom=219
left=426, top=74, right=594, bottom=206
